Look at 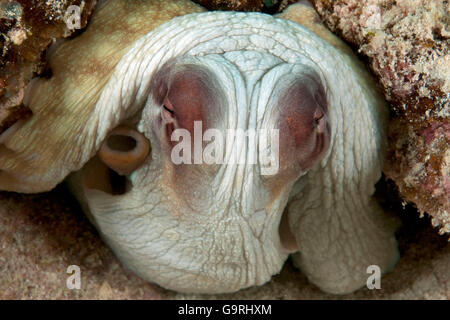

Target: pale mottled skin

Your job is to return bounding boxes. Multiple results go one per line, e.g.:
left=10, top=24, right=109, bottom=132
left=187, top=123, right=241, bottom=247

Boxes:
left=0, top=0, right=398, bottom=294
left=0, top=0, right=205, bottom=192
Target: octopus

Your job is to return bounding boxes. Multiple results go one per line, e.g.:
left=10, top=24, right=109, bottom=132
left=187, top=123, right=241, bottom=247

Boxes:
left=0, top=0, right=399, bottom=294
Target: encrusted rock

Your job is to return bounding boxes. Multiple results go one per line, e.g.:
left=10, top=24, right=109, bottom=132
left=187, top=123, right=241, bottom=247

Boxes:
left=311, top=0, right=449, bottom=235
left=192, top=0, right=298, bottom=12
left=0, top=0, right=97, bottom=134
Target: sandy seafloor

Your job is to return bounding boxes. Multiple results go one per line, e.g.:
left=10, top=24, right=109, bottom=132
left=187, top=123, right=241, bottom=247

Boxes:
left=0, top=184, right=449, bottom=300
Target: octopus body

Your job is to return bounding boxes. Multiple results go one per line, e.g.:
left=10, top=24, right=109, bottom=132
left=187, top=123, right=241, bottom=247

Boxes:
left=0, top=0, right=398, bottom=294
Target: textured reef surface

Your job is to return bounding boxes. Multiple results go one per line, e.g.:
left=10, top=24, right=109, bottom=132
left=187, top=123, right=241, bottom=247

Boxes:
left=0, top=0, right=96, bottom=134
left=309, top=0, right=449, bottom=234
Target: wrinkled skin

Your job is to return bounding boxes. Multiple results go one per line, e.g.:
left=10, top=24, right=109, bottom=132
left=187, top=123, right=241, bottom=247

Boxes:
left=0, top=1, right=399, bottom=294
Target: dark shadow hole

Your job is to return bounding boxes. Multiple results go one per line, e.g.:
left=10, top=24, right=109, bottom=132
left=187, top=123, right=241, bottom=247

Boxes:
left=106, top=134, right=137, bottom=152
left=109, top=168, right=129, bottom=195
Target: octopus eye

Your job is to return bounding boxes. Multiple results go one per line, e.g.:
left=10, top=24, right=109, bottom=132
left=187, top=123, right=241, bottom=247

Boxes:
left=150, top=63, right=224, bottom=148
left=162, top=99, right=175, bottom=116
left=161, top=96, right=176, bottom=124
left=278, top=74, right=331, bottom=171
left=313, top=107, right=327, bottom=133
left=164, top=70, right=212, bottom=134
left=98, top=126, right=151, bottom=175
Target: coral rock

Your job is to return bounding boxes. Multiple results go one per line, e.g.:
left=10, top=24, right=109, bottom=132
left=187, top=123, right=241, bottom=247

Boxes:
left=0, top=0, right=97, bottom=134
left=311, top=0, right=449, bottom=235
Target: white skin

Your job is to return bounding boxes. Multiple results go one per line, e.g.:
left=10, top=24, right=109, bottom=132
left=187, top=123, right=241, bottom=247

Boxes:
left=0, top=8, right=399, bottom=294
